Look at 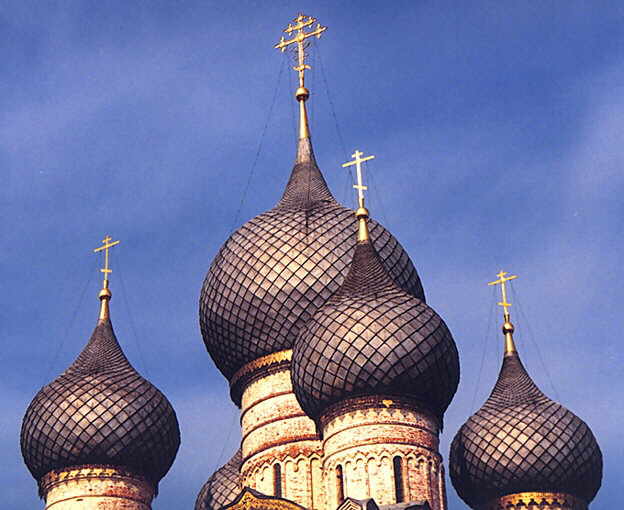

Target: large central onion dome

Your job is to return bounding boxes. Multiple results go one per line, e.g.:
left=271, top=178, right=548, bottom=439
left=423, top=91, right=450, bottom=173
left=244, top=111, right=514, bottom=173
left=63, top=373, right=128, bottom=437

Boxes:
left=291, top=211, right=459, bottom=422
left=450, top=332, right=602, bottom=507
left=21, top=293, right=180, bottom=492
left=200, top=139, right=424, bottom=385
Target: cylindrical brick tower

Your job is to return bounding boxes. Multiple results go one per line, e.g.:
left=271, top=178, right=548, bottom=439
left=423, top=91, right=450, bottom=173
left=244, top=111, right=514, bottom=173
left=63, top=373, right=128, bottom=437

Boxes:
left=233, top=352, right=324, bottom=509
left=198, top=86, right=423, bottom=510
left=292, top=206, right=459, bottom=510
left=21, top=270, right=180, bottom=509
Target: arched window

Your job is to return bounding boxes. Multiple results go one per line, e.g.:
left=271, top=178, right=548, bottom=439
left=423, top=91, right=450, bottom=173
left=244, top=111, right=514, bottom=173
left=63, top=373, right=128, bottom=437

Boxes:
left=336, top=464, right=345, bottom=505
left=393, top=456, right=404, bottom=503
left=273, top=463, right=282, bottom=498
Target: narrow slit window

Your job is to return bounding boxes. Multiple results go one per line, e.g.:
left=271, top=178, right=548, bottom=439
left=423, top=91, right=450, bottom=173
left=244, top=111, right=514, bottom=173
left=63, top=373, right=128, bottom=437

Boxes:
left=336, top=464, right=345, bottom=505
left=273, top=463, right=282, bottom=498
left=393, top=456, right=404, bottom=503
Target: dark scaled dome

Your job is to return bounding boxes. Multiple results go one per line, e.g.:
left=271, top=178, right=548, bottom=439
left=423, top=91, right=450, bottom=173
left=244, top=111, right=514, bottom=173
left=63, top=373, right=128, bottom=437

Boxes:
left=291, top=234, right=459, bottom=422
left=195, top=449, right=242, bottom=510
left=449, top=349, right=602, bottom=507
left=21, top=316, right=180, bottom=490
left=200, top=139, right=424, bottom=383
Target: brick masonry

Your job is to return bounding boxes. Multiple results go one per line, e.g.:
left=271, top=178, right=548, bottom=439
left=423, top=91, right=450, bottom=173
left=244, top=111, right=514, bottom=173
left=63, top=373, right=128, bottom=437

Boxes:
left=485, top=492, right=588, bottom=510
left=41, top=465, right=154, bottom=509
left=240, top=366, right=325, bottom=510
left=321, top=399, right=447, bottom=510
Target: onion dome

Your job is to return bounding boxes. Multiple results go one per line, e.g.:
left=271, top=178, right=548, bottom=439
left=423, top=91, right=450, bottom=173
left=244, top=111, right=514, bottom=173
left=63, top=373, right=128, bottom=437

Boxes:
left=195, top=450, right=242, bottom=510
left=21, top=261, right=180, bottom=493
left=200, top=139, right=424, bottom=387
left=200, top=18, right=423, bottom=390
left=291, top=206, right=459, bottom=422
left=449, top=274, right=602, bottom=508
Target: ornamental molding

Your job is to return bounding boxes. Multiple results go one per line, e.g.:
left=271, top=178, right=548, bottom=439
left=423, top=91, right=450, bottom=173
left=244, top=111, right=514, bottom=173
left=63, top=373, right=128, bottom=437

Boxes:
left=40, top=464, right=152, bottom=496
left=242, top=445, right=323, bottom=479
left=486, top=492, right=586, bottom=510
left=223, top=487, right=308, bottom=510
left=230, top=350, right=293, bottom=404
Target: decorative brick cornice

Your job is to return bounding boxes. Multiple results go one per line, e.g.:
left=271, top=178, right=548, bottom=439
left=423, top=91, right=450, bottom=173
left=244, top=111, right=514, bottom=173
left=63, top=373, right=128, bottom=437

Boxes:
left=230, top=350, right=292, bottom=405
left=485, top=492, right=587, bottom=510
left=40, top=464, right=152, bottom=498
left=323, top=440, right=439, bottom=467
left=319, top=395, right=440, bottom=430
left=241, top=437, right=322, bottom=467
left=322, top=419, right=436, bottom=447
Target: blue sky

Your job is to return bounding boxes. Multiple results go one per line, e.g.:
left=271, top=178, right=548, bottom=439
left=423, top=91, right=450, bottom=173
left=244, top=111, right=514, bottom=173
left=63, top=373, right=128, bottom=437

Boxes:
left=2, top=2, right=622, bottom=508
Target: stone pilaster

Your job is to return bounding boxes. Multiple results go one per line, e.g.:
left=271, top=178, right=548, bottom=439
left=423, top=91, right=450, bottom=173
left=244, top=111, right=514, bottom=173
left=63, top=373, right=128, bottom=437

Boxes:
left=40, top=465, right=154, bottom=509
left=320, top=397, right=445, bottom=510
left=236, top=353, right=324, bottom=510
left=484, top=492, right=588, bottom=510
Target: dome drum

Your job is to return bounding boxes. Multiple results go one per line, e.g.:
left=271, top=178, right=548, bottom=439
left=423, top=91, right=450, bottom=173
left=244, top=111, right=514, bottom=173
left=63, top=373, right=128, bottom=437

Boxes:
left=229, top=349, right=293, bottom=406
left=40, top=465, right=154, bottom=506
left=484, top=492, right=588, bottom=510
left=318, top=394, right=441, bottom=431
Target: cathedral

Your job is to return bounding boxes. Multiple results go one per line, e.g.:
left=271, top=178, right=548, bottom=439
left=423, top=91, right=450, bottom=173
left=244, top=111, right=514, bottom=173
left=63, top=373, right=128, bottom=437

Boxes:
left=19, top=13, right=602, bottom=510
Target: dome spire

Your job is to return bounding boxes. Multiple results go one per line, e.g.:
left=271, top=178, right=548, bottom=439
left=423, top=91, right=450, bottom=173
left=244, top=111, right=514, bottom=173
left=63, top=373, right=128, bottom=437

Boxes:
left=487, top=269, right=518, bottom=356
left=342, top=149, right=375, bottom=242
left=275, top=13, right=327, bottom=163
left=93, top=235, right=120, bottom=321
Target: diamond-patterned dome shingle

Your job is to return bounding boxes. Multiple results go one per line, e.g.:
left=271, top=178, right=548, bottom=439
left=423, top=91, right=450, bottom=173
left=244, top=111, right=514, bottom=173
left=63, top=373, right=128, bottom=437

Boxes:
left=291, top=238, right=459, bottom=422
left=195, top=449, right=242, bottom=510
left=21, top=317, right=180, bottom=490
left=200, top=140, right=424, bottom=385
left=449, top=350, right=602, bottom=507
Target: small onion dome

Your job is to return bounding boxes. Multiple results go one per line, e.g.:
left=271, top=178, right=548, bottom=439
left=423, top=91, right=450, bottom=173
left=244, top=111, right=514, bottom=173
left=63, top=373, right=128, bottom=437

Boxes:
left=449, top=350, right=602, bottom=507
left=21, top=317, right=180, bottom=492
left=200, top=139, right=424, bottom=385
left=195, top=450, right=242, bottom=510
left=291, top=236, right=459, bottom=422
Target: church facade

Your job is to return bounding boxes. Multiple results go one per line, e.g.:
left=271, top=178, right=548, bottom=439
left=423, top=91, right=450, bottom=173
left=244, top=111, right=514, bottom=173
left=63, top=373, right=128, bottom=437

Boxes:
left=20, top=13, right=602, bottom=510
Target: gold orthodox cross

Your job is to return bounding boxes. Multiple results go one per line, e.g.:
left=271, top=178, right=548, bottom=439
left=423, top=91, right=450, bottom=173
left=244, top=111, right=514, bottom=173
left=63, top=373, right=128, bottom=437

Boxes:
left=275, top=13, right=327, bottom=88
left=93, top=235, right=120, bottom=286
left=488, top=270, right=518, bottom=318
left=342, top=150, right=375, bottom=208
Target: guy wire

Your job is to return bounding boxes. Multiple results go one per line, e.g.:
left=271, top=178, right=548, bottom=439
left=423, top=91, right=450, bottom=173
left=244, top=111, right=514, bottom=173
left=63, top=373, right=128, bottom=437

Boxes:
left=44, top=256, right=97, bottom=384
left=510, top=282, right=561, bottom=401
left=470, top=284, right=497, bottom=413
left=230, top=56, right=286, bottom=234
left=116, top=253, right=150, bottom=378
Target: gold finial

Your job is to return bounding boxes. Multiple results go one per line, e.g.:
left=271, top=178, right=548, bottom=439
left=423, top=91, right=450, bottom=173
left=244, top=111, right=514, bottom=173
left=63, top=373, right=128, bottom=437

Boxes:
left=93, top=235, right=120, bottom=321
left=342, top=150, right=375, bottom=242
left=488, top=270, right=519, bottom=355
left=275, top=13, right=327, bottom=140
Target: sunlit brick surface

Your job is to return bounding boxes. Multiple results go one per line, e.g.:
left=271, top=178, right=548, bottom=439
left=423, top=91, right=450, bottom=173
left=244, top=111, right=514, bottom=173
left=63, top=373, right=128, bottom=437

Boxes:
left=240, top=368, right=325, bottom=509
left=321, top=401, right=446, bottom=510
left=42, top=466, right=153, bottom=510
